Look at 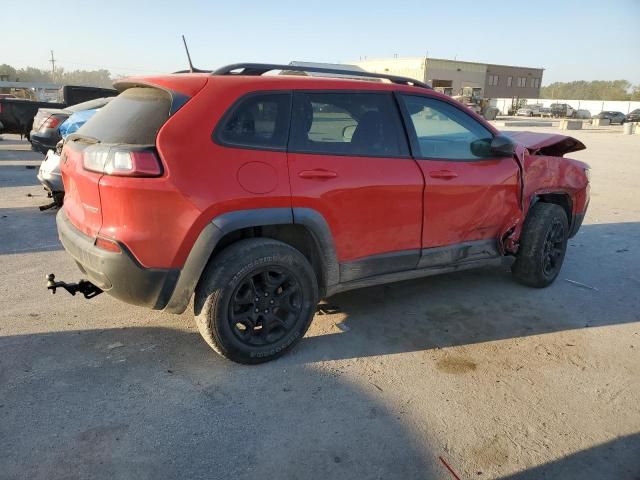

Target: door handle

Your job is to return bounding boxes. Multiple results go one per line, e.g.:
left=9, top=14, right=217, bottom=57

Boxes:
left=298, top=169, right=338, bottom=179
left=429, top=170, right=458, bottom=180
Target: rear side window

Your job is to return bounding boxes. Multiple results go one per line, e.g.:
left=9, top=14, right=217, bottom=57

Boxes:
left=77, top=87, right=171, bottom=144
left=289, top=92, right=409, bottom=157
left=215, top=93, right=291, bottom=150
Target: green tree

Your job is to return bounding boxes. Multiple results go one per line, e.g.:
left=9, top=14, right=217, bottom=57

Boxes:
left=541, top=80, right=634, bottom=100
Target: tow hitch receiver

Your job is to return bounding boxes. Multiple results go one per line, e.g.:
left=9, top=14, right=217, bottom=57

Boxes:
left=46, top=273, right=103, bottom=299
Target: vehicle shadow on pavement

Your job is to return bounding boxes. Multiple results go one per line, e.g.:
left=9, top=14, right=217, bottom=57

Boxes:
left=0, top=207, right=61, bottom=255
left=297, top=222, right=640, bottom=363
left=497, top=433, right=640, bottom=479
left=0, top=326, right=441, bottom=480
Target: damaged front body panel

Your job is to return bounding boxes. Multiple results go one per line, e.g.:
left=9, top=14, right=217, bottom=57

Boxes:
left=499, top=131, right=590, bottom=253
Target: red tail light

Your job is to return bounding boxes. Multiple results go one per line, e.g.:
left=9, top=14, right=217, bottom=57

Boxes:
left=82, top=145, right=162, bottom=177
left=41, top=116, right=61, bottom=130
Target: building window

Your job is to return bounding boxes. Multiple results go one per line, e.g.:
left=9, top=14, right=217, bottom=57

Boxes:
left=533, top=78, right=540, bottom=88
left=488, top=74, right=499, bottom=86
left=507, top=76, right=513, bottom=87
left=517, top=77, right=527, bottom=88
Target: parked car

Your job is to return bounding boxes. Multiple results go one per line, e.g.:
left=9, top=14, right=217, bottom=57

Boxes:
left=550, top=103, right=575, bottom=118
left=0, top=93, right=17, bottom=99
left=0, top=85, right=116, bottom=139
left=574, top=109, right=591, bottom=119
left=593, top=111, right=626, bottom=124
left=37, top=104, right=108, bottom=208
left=50, top=63, right=590, bottom=364
left=30, top=97, right=113, bottom=154
left=516, top=107, right=534, bottom=117
left=624, top=109, right=640, bottom=123
left=538, top=107, right=552, bottom=117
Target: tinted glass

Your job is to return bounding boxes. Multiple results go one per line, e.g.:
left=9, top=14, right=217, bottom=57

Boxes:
left=289, top=92, right=408, bottom=157
left=77, top=87, right=171, bottom=144
left=216, top=93, right=291, bottom=149
left=401, top=95, right=493, bottom=160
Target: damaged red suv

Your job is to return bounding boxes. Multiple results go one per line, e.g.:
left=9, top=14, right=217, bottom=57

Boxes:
left=54, top=63, right=590, bottom=363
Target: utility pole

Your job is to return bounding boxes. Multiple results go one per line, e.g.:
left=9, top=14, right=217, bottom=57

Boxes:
left=49, top=50, right=56, bottom=82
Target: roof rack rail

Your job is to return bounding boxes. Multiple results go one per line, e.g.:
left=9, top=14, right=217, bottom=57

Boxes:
left=212, top=63, right=432, bottom=89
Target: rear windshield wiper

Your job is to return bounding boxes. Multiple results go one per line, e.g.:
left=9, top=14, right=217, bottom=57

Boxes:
left=67, top=133, right=101, bottom=145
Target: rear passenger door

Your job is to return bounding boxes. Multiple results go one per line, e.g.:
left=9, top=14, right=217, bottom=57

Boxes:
left=287, top=91, right=424, bottom=282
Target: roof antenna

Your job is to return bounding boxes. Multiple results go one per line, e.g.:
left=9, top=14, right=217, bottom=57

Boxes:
left=182, top=35, right=195, bottom=73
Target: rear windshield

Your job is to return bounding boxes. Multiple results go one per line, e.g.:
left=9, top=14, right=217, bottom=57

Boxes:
left=77, top=87, right=171, bottom=144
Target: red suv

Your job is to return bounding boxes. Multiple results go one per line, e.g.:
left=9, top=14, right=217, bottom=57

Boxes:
left=55, top=63, right=590, bottom=363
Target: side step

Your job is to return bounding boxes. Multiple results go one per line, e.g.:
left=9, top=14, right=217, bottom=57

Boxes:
left=46, top=273, right=103, bottom=299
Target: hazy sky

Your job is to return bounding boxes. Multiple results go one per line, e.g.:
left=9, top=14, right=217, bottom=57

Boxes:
left=3, top=0, right=639, bottom=85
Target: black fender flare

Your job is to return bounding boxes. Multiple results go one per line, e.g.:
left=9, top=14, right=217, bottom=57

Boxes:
left=163, top=207, right=338, bottom=314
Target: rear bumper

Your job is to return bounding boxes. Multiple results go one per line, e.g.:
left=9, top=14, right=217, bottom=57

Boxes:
left=56, top=209, right=179, bottom=309
left=37, top=154, right=64, bottom=193
left=30, top=131, right=58, bottom=154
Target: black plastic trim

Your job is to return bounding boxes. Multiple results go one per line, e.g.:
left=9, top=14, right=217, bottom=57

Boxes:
left=340, top=250, right=420, bottom=283
left=164, top=222, right=224, bottom=314
left=327, top=258, right=500, bottom=297
left=212, top=208, right=293, bottom=232
left=292, top=208, right=340, bottom=289
left=57, top=209, right=179, bottom=310
left=418, top=240, right=499, bottom=269
left=213, top=63, right=433, bottom=89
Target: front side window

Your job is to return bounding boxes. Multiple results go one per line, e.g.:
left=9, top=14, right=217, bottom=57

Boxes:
left=289, top=92, right=408, bottom=157
left=216, top=93, right=291, bottom=150
left=400, top=95, right=493, bottom=161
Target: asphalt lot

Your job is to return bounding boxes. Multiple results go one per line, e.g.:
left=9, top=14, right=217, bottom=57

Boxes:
left=1, top=126, right=639, bottom=480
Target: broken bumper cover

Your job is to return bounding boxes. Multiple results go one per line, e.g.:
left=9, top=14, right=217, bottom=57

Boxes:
left=56, top=209, right=179, bottom=309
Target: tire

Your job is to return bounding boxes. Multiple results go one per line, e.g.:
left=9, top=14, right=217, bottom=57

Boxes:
left=194, top=238, right=319, bottom=364
left=511, top=203, right=569, bottom=288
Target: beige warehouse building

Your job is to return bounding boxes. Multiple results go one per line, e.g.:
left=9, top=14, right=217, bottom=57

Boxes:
left=354, top=56, right=543, bottom=99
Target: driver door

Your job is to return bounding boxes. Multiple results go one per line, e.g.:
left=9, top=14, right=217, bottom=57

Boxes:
left=398, top=94, right=520, bottom=253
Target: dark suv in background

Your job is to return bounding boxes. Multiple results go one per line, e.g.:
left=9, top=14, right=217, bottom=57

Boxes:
left=625, top=109, right=640, bottom=123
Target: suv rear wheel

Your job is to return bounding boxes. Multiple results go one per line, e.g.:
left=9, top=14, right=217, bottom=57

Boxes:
left=194, top=238, right=318, bottom=364
left=511, top=203, right=569, bottom=288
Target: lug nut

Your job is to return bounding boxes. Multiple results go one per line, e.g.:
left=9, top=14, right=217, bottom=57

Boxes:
left=264, top=293, right=269, bottom=297
left=270, top=299, right=274, bottom=304
left=254, top=308, right=259, bottom=313
left=264, top=309, right=268, bottom=313
left=255, top=297, right=259, bottom=302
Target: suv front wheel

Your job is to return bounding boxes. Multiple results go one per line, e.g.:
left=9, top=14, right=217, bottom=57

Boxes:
left=194, top=238, right=319, bottom=364
left=511, top=203, right=569, bottom=288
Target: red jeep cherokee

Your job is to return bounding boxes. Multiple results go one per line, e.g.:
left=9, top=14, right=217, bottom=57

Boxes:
left=55, top=63, right=590, bottom=364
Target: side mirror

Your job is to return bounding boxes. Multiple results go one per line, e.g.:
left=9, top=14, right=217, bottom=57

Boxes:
left=489, top=135, right=514, bottom=156
left=470, top=137, right=492, bottom=157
